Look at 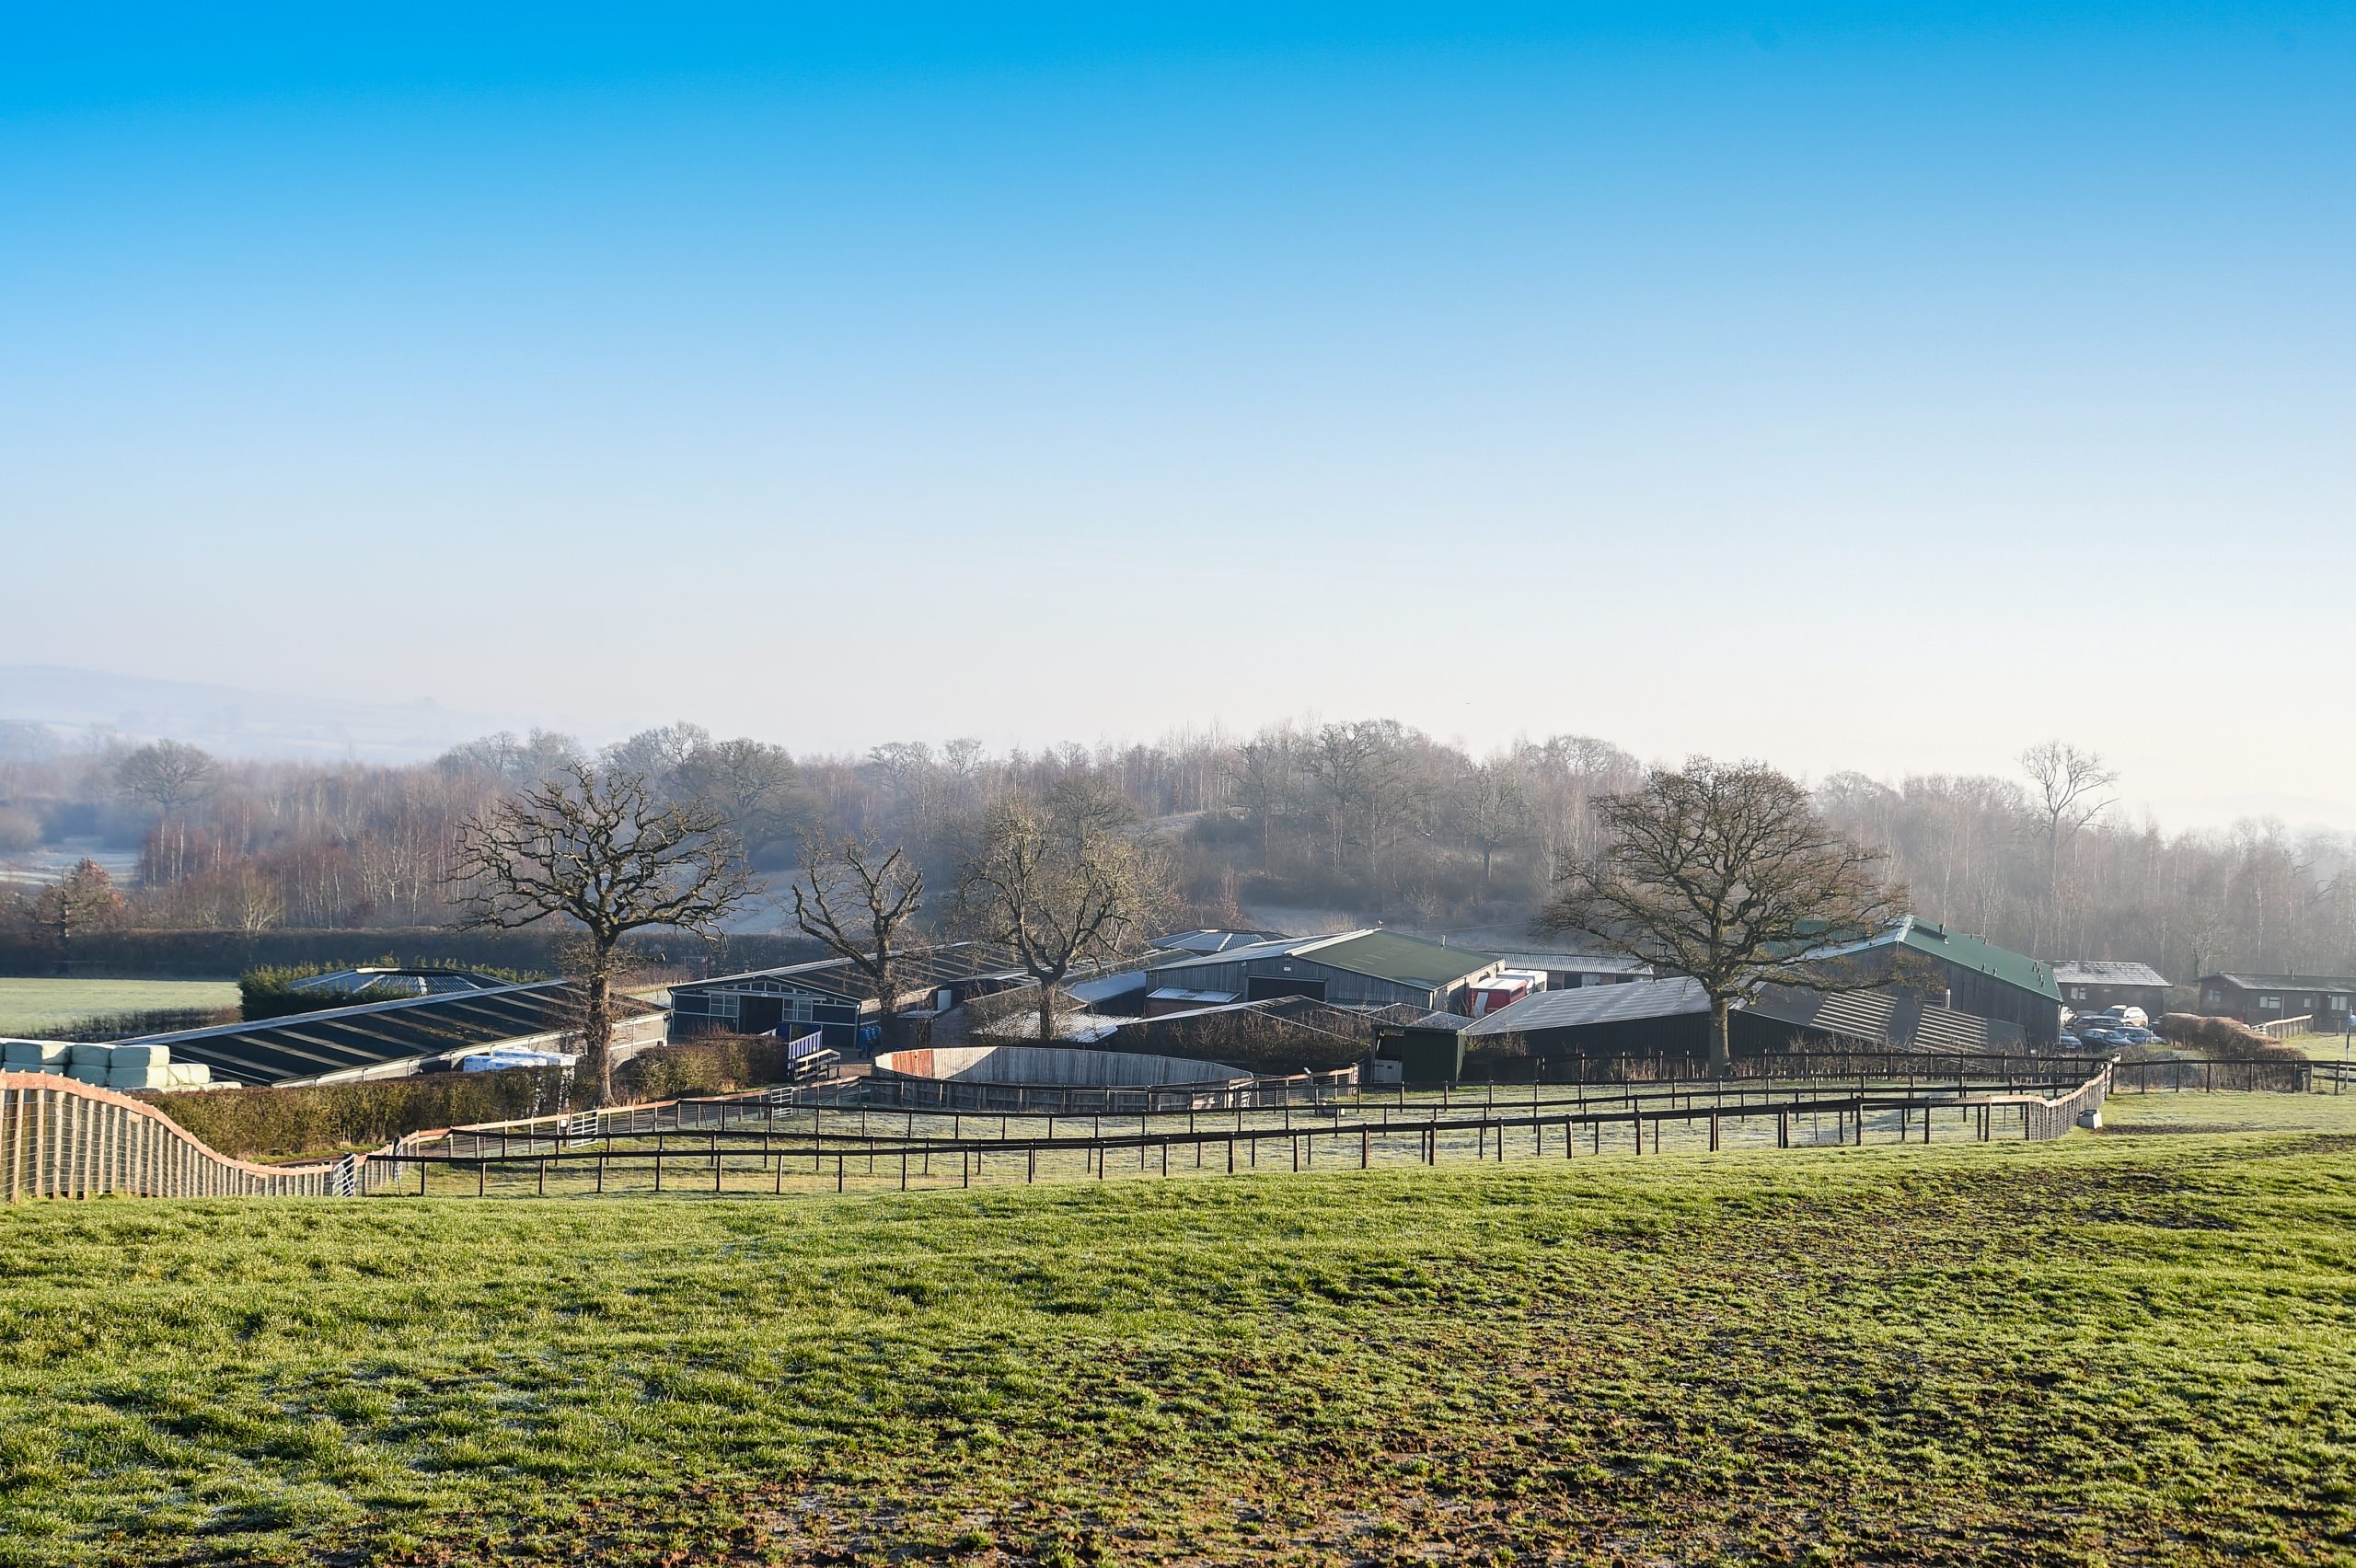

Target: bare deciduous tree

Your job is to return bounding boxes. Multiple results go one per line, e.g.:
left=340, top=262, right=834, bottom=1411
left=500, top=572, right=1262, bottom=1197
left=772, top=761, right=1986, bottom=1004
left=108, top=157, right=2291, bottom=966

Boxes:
left=1537, top=758, right=1911, bottom=1077
left=1461, top=761, right=1530, bottom=893
left=451, top=762, right=752, bottom=1104
left=117, top=740, right=215, bottom=884
left=789, top=833, right=924, bottom=1046
left=953, top=793, right=1169, bottom=1042
left=2021, top=740, right=2119, bottom=937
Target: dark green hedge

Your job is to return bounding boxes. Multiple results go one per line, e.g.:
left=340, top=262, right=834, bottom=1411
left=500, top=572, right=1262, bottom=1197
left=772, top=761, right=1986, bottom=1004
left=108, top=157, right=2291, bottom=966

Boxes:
left=153, top=1035, right=810, bottom=1159
left=0, top=927, right=826, bottom=981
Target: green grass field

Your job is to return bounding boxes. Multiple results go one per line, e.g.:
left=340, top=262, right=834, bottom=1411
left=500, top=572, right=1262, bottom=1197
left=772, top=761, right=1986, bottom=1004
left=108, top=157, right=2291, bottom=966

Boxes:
left=3, top=1095, right=2353, bottom=1566
left=0, top=978, right=238, bottom=1037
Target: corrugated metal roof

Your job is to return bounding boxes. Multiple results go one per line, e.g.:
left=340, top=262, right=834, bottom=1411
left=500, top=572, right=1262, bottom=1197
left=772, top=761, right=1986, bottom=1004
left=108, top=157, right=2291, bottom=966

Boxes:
left=1300, top=930, right=1499, bottom=990
left=1480, top=951, right=1653, bottom=975
left=1144, top=934, right=1331, bottom=974
left=121, top=982, right=661, bottom=1087
left=2208, top=972, right=2356, bottom=990
left=676, top=942, right=1024, bottom=1002
left=1462, top=978, right=1708, bottom=1035
left=1809, top=917, right=2059, bottom=1002
left=1148, top=929, right=1290, bottom=955
left=287, top=967, right=513, bottom=997
left=2050, top=961, right=2173, bottom=987
left=1461, top=978, right=2019, bottom=1052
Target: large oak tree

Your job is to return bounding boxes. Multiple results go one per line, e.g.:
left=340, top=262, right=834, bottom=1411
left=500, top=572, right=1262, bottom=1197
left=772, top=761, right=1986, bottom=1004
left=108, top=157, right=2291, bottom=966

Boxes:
left=953, top=783, right=1168, bottom=1042
left=452, top=761, right=752, bottom=1104
left=1537, top=758, right=1909, bottom=1077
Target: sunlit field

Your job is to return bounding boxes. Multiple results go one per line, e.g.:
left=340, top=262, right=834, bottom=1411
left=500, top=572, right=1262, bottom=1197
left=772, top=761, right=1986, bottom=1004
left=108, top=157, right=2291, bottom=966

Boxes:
left=4, top=1093, right=2353, bottom=1566
left=0, top=978, right=238, bottom=1038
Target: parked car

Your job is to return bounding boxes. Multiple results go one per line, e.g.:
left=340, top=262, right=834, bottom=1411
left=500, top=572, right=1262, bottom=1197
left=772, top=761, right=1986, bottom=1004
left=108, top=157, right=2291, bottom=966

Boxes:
left=2115, top=1027, right=2159, bottom=1045
left=2077, top=1026, right=2121, bottom=1045
left=2057, top=1032, right=2082, bottom=1050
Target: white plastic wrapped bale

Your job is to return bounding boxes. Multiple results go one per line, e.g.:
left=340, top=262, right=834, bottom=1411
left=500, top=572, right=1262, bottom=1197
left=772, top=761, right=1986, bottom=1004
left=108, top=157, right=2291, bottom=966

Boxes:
left=4, top=1040, right=72, bottom=1072
left=68, top=1063, right=110, bottom=1086
left=110, top=1043, right=170, bottom=1069
left=167, top=1063, right=213, bottom=1088
left=459, top=1046, right=578, bottom=1072
left=108, top=1064, right=175, bottom=1090
left=69, top=1042, right=116, bottom=1066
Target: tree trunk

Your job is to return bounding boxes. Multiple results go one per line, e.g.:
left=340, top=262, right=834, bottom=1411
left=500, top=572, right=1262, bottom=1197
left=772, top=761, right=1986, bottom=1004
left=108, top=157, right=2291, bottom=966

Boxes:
left=1037, top=979, right=1057, bottom=1043
left=1707, top=997, right=1733, bottom=1080
left=584, top=946, right=617, bottom=1106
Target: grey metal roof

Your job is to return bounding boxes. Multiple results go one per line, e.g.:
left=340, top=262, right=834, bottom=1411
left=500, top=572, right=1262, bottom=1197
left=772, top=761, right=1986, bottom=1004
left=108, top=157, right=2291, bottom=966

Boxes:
left=1148, top=929, right=1290, bottom=955
left=1481, top=951, right=1654, bottom=975
left=1461, top=979, right=2018, bottom=1053
left=1462, top=978, right=1708, bottom=1036
left=1144, top=934, right=1333, bottom=973
left=676, top=942, right=1026, bottom=1002
left=2206, top=973, right=2356, bottom=991
left=121, top=982, right=662, bottom=1087
left=2050, top=961, right=2173, bottom=988
left=288, top=966, right=512, bottom=998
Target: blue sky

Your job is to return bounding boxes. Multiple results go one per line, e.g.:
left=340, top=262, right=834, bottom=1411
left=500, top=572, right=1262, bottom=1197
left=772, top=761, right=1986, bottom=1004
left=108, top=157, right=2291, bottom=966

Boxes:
left=4, top=5, right=2351, bottom=824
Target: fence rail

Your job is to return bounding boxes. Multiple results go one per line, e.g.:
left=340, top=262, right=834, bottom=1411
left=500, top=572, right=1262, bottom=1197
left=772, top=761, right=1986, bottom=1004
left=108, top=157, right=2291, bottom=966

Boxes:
left=2112, top=1057, right=2314, bottom=1093
left=2255, top=1015, right=2314, bottom=1039
left=5, top=1054, right=2127, bottom=1204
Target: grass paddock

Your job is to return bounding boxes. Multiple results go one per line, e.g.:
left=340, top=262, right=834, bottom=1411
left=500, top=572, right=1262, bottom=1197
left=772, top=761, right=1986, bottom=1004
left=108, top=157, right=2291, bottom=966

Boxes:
left=0, top=978, right=239, bottom=1037
left=3, top=1096, right=2353, bottom=1565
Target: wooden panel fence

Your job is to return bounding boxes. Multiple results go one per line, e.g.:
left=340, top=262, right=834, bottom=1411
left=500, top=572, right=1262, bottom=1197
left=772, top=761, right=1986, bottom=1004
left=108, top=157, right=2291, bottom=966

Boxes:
left=1, top=1071, right=354, bottom=1202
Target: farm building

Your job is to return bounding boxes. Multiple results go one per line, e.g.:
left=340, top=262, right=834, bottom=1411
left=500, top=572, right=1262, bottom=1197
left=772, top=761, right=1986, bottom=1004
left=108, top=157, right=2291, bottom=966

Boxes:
left=1460, top=976, right=2025, bottom=1063
left=2197, top=974, right=2356, bottom=1032
left=1803, top=917, right=2062, bottom=1046
left=115, top=980, right=665, bottom=1088
left=666, top=942, right=1027, bottom=1053
left=1141, top=929, right=1507, bottom=1013
left=2050, top=961, right=2173, bottom=1020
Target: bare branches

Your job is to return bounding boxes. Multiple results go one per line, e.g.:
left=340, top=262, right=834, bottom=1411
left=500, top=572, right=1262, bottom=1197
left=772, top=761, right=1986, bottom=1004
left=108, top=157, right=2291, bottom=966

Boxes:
left=790, top=833, right=924, bottom=1040
left=449, top=760, right=753, bottom=1101
left=2021, top=741, right=2119, bottom=845
left=953, top=794, right=1168, bottom=1041
left=1537, top=757, right=1910, bottom=1076
left=2021, top=740, right=2121, bottom=947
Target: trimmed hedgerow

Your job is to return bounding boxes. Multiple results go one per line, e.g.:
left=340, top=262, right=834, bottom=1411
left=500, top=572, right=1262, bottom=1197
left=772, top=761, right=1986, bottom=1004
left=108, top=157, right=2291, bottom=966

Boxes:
left=151, top=1035, right=812, bottom=1159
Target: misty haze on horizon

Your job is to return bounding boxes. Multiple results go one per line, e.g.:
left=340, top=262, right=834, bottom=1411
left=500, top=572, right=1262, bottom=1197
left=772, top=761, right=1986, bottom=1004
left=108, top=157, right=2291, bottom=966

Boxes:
left=3, top=661, right=2348, bottom=840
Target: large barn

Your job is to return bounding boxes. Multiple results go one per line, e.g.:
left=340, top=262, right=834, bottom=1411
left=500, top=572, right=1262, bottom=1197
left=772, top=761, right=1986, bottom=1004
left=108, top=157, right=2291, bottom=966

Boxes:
left=1461, top=975, right=2026, bottom=1063
left=1806, top=917, right=2062, bottom=1046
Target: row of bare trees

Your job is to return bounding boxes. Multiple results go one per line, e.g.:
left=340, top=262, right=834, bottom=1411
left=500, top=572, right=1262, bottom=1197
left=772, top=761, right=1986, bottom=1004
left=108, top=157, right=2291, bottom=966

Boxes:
left=447, top=764, right=1170, bottom=1101
left=6, top=720, right=2355, bottom=984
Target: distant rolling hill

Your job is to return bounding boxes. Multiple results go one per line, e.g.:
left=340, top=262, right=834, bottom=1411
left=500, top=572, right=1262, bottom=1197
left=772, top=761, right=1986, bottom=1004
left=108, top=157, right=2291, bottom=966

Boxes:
left=0, top=664, right=508, bottom=763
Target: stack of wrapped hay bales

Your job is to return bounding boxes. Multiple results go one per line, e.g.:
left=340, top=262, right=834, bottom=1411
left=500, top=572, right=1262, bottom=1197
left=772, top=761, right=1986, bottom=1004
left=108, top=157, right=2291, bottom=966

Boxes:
left=3, top=1040, right=73, bottom=1075
left=3, top=1038, right=214, bottom=1090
